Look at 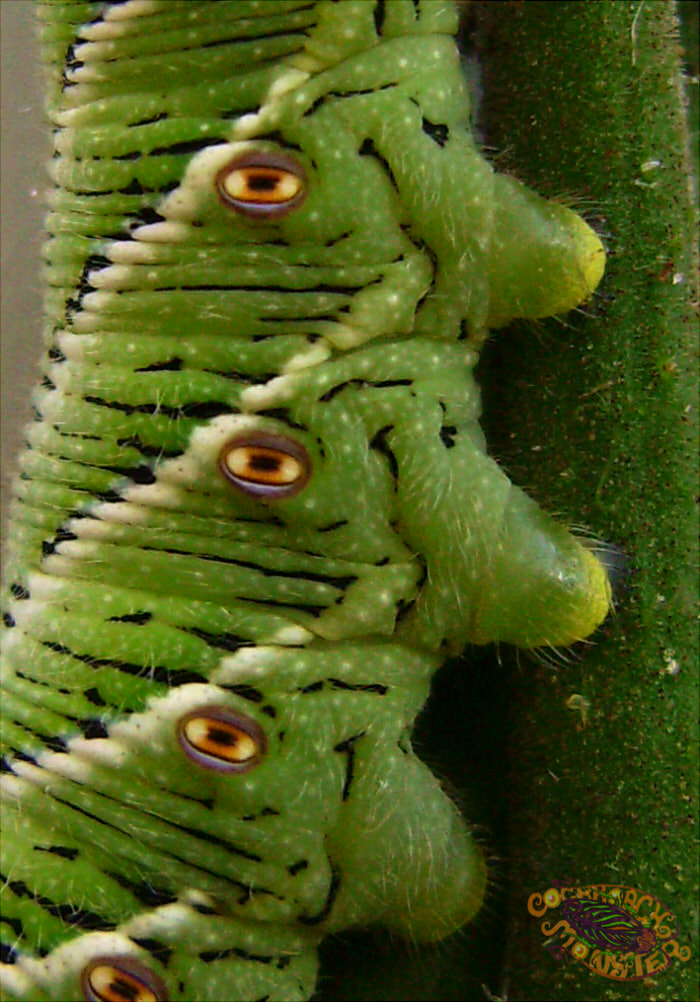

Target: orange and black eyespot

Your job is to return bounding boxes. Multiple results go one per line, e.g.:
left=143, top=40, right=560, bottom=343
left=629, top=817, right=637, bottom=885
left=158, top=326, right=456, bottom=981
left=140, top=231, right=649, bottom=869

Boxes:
left=177, top=706, right=266, bottom=773
left=218, top=432, right=311, bottom=499
left=216, top=152, right=307, bottom=218
left=81, top=957, right=168, bottom=1002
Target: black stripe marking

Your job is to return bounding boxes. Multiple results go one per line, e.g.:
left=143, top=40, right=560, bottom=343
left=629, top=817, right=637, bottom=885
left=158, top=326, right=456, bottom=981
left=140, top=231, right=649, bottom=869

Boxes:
left=65, top=252, right=113, bottom=318
left=67, top=179, right=179, bottom=197
left=259, top=313, right=338, bottom=323
left=197, top=27, right=311, bottom=51
left=6, top=715, right=68, bottom=755
left=73, top=718, right=109, bottom=740
left=421, top=116, right=449, bottom=147
left=243, top=130, right=303, bottom=152
left=324, top=230, right=351, bottom=247
left=15, top=670, right=71, bottom=696
left=84, top=687, right=107, bottom=707
left=328, top=679, right=388, bottom=695
left=33, top=845, right=79, bottom=861
left=191, top=901, right=219, bottom=915
left=134, top=357, right=183, bottom=372
left=253, top=407, right=307, bottom=431
left=232, top=595, right=327, bottom=615
left=83, top=395, right=234, bottom=421
left=116, top=435, right=182, bottom=459
left=168, top=822, right=263, bottom=863
left=303, top=82, right=397, bottom=118
left=3, top=750, right=36, bottom=770
left=440, top=425, right=457, bottom=448
left=51, top=430, right=100, bottom=441
left=369, top=425, right=398, bottom=481
left=395, top=597, right=416, bottom=624
left=297, top=679, right=388, bottom=696
left=48, top=344, right=67, bottom=362
left=131, top=937, right=173, bottom=968
left=297, top=681, right=323, bottom=694
left=117, top=138, right=214, bottom=159
left=334, top=733, right=365, bottom=802
left=41, top=641, right=207, bottom=686
left=3, top=877, right=113, bottom=931
left=100, top=463, right=156, bottom=484
left=107, top=611, right=153, bottom=625
left=359, top=138, right=399, bottom=191
left=128, top=206, right=166, bottom=228
left=93, top=489, right=123, bottom=504
left=318, top=378, right=411, bottom=404
left=199, top=945, right=277, bottom=965
left=42, top=527, right=78, bottom=558
left=2, top=916, right=25, bottom=941
left=144, top=547, right=357, bottom=591
left=1, top=942, right=18, bottom=964
left=133, top=112, right=168, bottom=127
left=140, top=282, right=363, bottom=295
left=203, top=367, right=277, bottom=385
left=374, top=0, right=386, bottom=34
left=298, top=867, right=341, bottom=925
left=45, top=794, right=275, bottom=900
left=219, top=683, right=265, bottom=704
left=22, top=723, right=69, bottom=755
left=184, top=626, right=248, bottom=653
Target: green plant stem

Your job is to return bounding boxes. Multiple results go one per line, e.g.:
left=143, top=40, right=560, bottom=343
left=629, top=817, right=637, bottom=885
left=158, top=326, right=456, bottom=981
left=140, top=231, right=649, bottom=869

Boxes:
left=476, top=2, right=699, bottom=1000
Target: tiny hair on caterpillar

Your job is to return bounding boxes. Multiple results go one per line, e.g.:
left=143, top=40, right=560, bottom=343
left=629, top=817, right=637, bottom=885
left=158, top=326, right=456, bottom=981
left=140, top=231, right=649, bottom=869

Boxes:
left=1, top=2, right=611, bottom=1001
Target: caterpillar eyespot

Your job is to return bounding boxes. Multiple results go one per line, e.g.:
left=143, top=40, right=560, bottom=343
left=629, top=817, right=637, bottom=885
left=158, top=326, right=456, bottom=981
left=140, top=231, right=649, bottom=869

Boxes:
left=81, top=957, right=168, bottom=1002
left=215, top=152, right=307, bottom=217
left=177, top=706, right=266, bottom=772
left=218, top=433, right=312, bottom=498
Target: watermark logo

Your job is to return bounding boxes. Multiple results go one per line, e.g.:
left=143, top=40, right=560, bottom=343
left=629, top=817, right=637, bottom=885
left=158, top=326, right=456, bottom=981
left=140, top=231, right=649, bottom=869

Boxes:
left=527, top=881, right=691, bottom=981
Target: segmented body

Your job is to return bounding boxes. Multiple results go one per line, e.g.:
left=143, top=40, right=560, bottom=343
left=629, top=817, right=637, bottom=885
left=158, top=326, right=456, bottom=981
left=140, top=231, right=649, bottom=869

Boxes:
left=1, top=2, right=610, bottom=1000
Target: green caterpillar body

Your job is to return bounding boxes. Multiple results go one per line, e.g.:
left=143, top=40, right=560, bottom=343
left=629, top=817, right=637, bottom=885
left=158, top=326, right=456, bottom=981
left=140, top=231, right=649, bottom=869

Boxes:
left=1, top=2, right=610, bottom=1000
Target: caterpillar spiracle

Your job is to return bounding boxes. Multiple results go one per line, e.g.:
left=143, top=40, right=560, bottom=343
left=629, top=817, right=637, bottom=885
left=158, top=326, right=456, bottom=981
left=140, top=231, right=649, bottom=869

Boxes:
left=1, top=2, right=612, bottom=1000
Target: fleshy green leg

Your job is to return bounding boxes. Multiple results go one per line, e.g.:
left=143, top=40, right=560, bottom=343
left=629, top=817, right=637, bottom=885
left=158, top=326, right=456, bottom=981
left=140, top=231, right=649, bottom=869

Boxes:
left=387, top=399, right=611, bottom=652
left=486, top=174, right=606, bottom=328
left=327, top=739, right=487, bottom=941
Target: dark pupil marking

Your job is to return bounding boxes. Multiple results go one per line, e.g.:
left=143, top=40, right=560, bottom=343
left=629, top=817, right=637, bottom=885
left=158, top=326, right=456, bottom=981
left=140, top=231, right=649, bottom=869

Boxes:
left=248, top=174, right=278, bottom=192
left=112, top=976, right=139, bottom=1002
left=250, top=454, right=281, bottom=471
left=199, top=721, right=255, bottom=760
left=235, top=446, right=300, bottom=485
left=209, top=725, right=238, bottom=748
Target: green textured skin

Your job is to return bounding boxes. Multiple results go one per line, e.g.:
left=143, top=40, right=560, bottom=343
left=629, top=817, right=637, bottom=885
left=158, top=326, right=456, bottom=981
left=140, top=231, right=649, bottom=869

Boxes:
left=1, top=2, right=610, bottom=1001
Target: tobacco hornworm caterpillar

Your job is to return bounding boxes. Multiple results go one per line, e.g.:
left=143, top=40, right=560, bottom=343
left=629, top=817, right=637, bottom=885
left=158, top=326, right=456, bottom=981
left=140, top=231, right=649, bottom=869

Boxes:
left=0, top=2, right=611, bottom=1000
